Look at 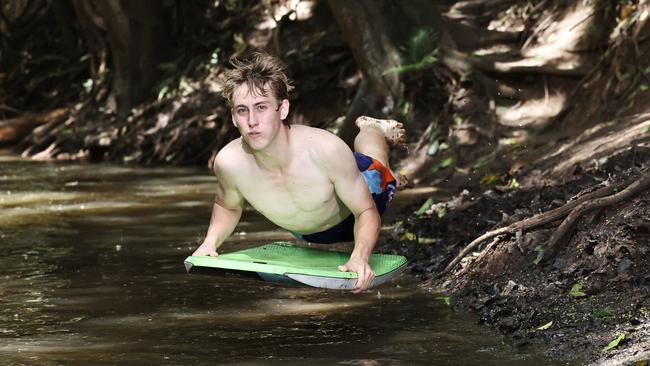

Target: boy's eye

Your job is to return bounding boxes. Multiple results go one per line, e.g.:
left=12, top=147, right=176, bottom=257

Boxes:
left=236, top=108, right=248, bottom=115
left=256, top=104, right=268, bottom=111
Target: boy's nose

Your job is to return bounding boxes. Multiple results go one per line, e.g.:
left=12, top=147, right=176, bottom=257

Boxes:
left=247, top=112, right=259, bottom=127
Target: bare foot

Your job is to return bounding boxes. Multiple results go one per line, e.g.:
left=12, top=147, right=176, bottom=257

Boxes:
left=355, top=116, right=406, bottom=146
left=395, top=174, right=414, bottom=190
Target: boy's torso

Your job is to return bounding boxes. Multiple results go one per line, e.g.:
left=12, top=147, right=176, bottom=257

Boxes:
left=227, top=125, right=352, bottom=234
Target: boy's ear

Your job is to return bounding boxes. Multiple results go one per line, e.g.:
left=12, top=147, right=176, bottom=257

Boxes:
left=280, top=99, right=290, bottom=120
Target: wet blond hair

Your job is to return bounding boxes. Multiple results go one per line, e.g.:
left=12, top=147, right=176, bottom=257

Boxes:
left=221, top=52, right=294, bottom=107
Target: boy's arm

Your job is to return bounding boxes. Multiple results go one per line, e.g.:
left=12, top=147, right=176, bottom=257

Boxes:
left=318, top=138, right=381, bottom=293
left=192, top=159, right=244, bottom=256
left=192, top=198, right=242, bottom=256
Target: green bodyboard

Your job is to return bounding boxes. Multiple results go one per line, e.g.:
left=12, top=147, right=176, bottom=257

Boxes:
left=184, top=242, right=407, bottom=290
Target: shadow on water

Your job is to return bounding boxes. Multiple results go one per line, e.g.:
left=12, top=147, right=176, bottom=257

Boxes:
left=0, top=153, right=576, bottom=365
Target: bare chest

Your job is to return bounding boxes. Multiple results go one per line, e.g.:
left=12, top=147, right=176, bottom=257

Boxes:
left=235, top=162, right=341, bottom=228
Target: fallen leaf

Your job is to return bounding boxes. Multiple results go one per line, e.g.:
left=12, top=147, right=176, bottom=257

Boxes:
left=536, top=321, right=553, bottom=330
left=436, top=206, right=446, bottom=219
left=400, top=231, right=417, bottom=241
left=569, top=283, right=587, bottom=298
left=415, top=197, right=434, bottom=216
left=593, top=307, right=611, bottom=318
left=533, top=245, right=544, bottom=265
left=480, top=174, right=501, bottom=185
left=601, top=333, right=625, bottom=352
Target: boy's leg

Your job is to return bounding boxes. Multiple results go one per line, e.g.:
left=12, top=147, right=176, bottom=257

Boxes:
left=353, top=116, right=405, bottom=169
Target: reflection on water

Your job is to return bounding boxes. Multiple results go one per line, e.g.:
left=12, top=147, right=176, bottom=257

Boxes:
left=0, top=154, right=573, bottom=365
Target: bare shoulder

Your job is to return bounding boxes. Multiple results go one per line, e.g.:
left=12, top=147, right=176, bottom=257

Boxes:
left=293, top=125, right=350, bottom=156
left=212, top=138, right=246, bottom=178
left=292, top=125, right=353, bottom=169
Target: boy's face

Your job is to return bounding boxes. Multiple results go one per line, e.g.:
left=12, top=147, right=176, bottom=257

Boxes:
left=231, top=83, right=289, bottom=151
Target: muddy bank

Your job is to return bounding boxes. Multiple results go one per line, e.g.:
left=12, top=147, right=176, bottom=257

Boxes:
left=390, top=148, right=650, bottom=364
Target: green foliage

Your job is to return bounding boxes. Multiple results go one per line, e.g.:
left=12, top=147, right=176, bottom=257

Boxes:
left=507, top=178, right=520, bottom=189
left=480, top=174, right=501, bottom=185
left=426, top=128, right=448, bottom=156
left=429, top=157, right=454, bottom=174
left=427, top=140, right=441, bottom=156
left=436, top=296, right=451, bottom=306
left=415, top=197, right=434, bottom=216
left=400, top=231, right=417, bottom=241
left=399, top=101, right=413, bottom=116
left=385, top=28, right=440, bottom=75
left=208, top=48, right=221, bottom=68
left=156, top=62, right=180, bottom=101
left=569, top=283, right=587, bottom=298
left=592, top=307, right=611, bottom=318
left=473, top=156, right=493, bottom=170
left=536, top=321, right=553, bottom=331
left=533, top=245, right=544, bottom=265
left=601, top=333, right=625, bottom=352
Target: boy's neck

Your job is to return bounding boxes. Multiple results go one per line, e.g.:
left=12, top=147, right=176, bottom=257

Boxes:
left=251, top=125, right=292, bottom=171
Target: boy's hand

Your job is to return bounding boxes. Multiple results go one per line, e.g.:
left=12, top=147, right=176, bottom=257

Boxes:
left=192, top=241, right=219, bottom=257
left=338, top=255, right=374, bottom=293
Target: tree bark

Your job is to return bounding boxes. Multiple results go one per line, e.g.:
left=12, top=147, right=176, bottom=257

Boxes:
left=73, top=0, right=172, bottom=117
left=328, top=0, right=446, bottom=144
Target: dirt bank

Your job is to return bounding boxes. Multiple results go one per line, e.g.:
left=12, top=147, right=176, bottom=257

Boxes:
left=389, top=147, right=650, bottom=364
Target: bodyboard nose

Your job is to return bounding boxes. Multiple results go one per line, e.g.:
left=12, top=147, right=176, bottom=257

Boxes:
left=184, top=260, right=193, bottom=273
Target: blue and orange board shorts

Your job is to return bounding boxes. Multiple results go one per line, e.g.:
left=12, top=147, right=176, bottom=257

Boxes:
left=293, top=152, right=396, bottom=244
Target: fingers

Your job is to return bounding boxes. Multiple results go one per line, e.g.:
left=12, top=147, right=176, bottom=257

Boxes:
left=208, top=251, right=219, bottom=257
left=352, top=266, right=375, bottom=293
left=339, top=259, right=375, bottom=293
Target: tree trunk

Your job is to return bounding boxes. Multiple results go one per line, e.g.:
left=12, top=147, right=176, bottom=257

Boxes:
left=74, top=0, right=171, bottom=117
left=327, top=0, right=446, bottom=144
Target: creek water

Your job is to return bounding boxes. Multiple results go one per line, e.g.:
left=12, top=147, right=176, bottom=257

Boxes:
left=0, top=153, right=574, bottom=365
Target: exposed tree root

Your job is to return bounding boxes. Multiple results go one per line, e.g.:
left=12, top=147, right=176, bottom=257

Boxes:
left=439, top=175, right=640, bottom=276
left=546, top=170, right=650, bottom=255
left=0, top=108, right=68, bottom=146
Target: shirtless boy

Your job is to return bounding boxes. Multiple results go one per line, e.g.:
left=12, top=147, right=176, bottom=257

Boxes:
left=192, top=52, right=405, bottom=292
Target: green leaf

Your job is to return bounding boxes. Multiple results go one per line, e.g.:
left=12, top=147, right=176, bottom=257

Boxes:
left=536, top=321, right=553, bottom=330
left=427, top=140, right=440, bottom=156
left=473, top=157, right=492, bottom=170
left=480, top=174, right=501, bottom=185
left=569, top=283, right=587, bottom=298
left=507, top=178, right=520, bottom=189
left=415, top=197, right=434, bottom=216
left=601, top=333, right=625, bottom=352
left=440, top=157, right=454, bottom=168
left=436, top=296, right=451, bottom=306
left=400, top=231, right=417, bottom=241
left=436, top=206, right=447, bottom=219
left=640, top=84, right=649, bottom=92
left=400, top=101, right=413, bottom=116
left=429, top=157, right=454, bottom=174
left=533, top=245, right=544, bottom=265
left=593, top=307, right=611, bottom=318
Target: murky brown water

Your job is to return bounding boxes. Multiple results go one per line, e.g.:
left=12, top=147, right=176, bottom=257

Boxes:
left=0, top=153, right=575, bottom=365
